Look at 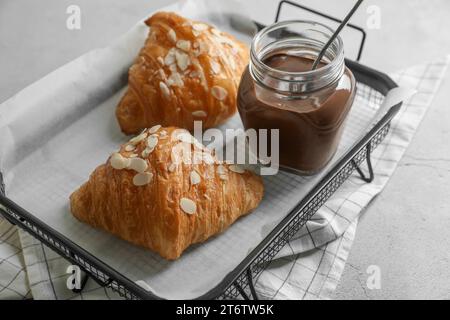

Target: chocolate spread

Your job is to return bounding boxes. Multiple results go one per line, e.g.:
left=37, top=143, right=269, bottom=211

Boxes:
left=237, top=54, right=356, bottom=174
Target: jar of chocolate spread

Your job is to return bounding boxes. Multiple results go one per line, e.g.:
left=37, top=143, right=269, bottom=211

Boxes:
left=237, top=21, right=356, bottom=175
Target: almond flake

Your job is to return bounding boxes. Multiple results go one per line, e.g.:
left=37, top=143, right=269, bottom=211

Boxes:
left=198, top=41, right=209, bottom=54
left=176, top=40, right=191, bottom=52
left=193, top=23, right=209, bottom=32
left=175, top=50, right=191, bottom=71
left=146, top=135, right=159, bottom=149
left=167, top=28, right=177, bottom=43
left=159, top=81, right=171, bottom=99
left=129, top=132, right=147, bottom=145
left=214, top=34, right=235, bottom=46
left=210, top=60, right=221, bottom=74
left=158, top=69, right=166, bottom=80
left=141, top=148, right=153, bottom=158
left=164, top=49, right=176, bottom=65
left=180, top=198, right=197, bottom=215
left=159, top=130, right=168, bottom=139
left=168, top=163, right=177, bottom=172
left=190, top=171, right=201, bottom=185
left=128, top=158, right=148, bottom=173
left=192, top=110, right=207, bottom=118
left=124, top=145, right=136, bottom=152
left=167, top=72, right=184, bottom=87
left=168, top=64, right=177, bottom=73
left=129, top=153, right=138, bottom=158
left=229, top=165, right=245, bottom=174
left=189, top=71, right=199, bottom=78
left=219, top=174, right=228, bottom=181
left=110, top=153, right=128, bottom=170
left=157, top=56, right=164, bottom=65
left=133, top=172, right=153, bottom=186
left=148, top=125, right=162, bottom=134
left=211, top=86, right=228, bottom=101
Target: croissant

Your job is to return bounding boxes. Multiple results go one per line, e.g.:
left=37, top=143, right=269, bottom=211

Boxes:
left=116, top=12, right=250, bottom=135
left=70, top=126, right=264, bottom=260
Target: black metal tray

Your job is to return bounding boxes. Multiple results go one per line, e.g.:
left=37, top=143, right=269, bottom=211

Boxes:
left=0, top=1, right=401, bottom=300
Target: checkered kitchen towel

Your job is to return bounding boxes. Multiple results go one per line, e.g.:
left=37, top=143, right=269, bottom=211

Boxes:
left=0, top=56, right=448, bottom=300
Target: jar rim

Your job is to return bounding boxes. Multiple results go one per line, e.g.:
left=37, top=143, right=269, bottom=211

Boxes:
left=250, top=20, right=346, bottom=93
left=251, top=20, right=344, bottom=76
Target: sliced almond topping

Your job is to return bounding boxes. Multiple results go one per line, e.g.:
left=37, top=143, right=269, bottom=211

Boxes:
left=175, top=50, right=191, bottom=71
left=158, top=69, right=167, bottom=80
left=210, top=60, right=221, bottom=74
left=219, top=174, right=228, bottom=181
left=128, top=158, right=148, bottom=173
left=164, top=49, right=176, bottom=65
left=211, top=86, right=228, bottom=101
left=192, top=58, right=208, bottom=90
left=168, top=64, right=177, bottom=74
left=193, top=23, right=209, bottom=32
left=198, top=41, right=209, bottom=55
left=217, top=165, right=227, bottom=175
left=190, top=171, right=201, bottom=185
left=159, top=130, right=168, bottom=139
left=129, top=153, right=138, bottom=158
left=133, top=172, right=153, bottom=186
left=192, top=110, right=207, bottom=118
left=158, top=81, right=171, bottom=100
left=189, top=71, right=199, bottom=78
left=124, top=145, right=136, bottom=152
left=148, top=125, right=162, bottom=134
left=229, top=165, right=245, bottom=174
left=146, top=135, right=159, bottom=149
left=180, top=198, right=197, bottom=215
left=167, top=28, right=177, bottom=43
left=110, top=153, right=128, bottom=170
left=141, top=148, right=153, bottom=158
left=176, top=40, right=191, bottom=52
left=157, top=56, right=164, bottom=65
left=168, top=163, right=177, bottom=172
left=167, top=72, right=184, bottom=87
left=214, top=34, right=235, bottom=46
left=129, top=132, right=147, bottom=145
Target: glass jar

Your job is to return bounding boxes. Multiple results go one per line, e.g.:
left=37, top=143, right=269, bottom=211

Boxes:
left=237, top=20, right=356, bottom=175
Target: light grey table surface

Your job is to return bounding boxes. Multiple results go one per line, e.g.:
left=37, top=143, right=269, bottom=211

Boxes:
left=1, top=0, right=449, bottom=300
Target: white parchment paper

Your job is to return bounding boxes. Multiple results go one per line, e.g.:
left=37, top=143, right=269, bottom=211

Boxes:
left=0, top=0, right=401, bottom=299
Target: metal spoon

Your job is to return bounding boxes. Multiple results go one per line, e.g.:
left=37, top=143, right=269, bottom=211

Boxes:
left=311, top=0, right=364, bottom=70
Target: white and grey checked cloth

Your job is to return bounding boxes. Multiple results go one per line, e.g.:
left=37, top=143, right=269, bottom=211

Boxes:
left=0, top=56, right=448, bottom=300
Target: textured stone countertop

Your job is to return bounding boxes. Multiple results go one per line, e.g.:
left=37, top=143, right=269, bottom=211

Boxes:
left=1, top=0, right=449, bottom=299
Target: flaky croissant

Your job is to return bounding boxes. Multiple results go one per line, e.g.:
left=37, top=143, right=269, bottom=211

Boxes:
left=70, top=126, right=264, bottom=260
left=116, top=12, right=250, bottom=135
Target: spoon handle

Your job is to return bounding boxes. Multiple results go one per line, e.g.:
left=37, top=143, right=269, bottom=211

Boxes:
left=311, top=0, right=364, bottom=70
